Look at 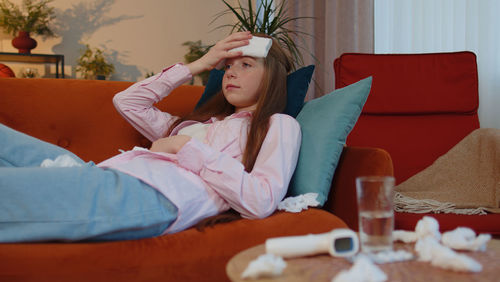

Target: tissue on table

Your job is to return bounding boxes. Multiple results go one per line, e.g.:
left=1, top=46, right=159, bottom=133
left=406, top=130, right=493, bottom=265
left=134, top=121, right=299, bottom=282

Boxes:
left=365, top=250, right=414, bottom=264
left=332, top=254, right=387, bottom=282
left=415, top=216, right=441, bottom=240
left=40, top=154, right=82, bottom=168
left=277, top=193, right=320, bottom=213
left=441, top=227, right=491, bottom=251
left=392, top=216, right=440, bottom=243
left=393, top=216, right=491, bottom=252
left=241, top=254, right=286, bottom=279
left=415, top=236, right=482, bottom=273
left=392, top=230, right=419, bottom=243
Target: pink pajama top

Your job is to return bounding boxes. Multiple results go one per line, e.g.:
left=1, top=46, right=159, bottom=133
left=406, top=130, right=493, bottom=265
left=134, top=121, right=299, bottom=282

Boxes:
left=97, top=63, right=301, bottom=234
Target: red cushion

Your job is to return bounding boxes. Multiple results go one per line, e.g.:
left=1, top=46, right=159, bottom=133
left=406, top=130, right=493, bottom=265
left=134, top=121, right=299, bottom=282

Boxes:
left=333, top=52, right=480, bottom=183
left=395, top=212, right=500, bottom=235
left=334, top=52, right=479, bottom=114
left=333, top=52, right=496, bottom=236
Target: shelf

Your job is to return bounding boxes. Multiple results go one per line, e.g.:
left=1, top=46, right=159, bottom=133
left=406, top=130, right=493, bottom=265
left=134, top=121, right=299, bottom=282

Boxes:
left=0, top=52, right=65, bottom=78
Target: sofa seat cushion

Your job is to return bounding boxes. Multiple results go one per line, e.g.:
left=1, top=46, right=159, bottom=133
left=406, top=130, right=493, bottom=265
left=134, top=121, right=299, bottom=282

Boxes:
left=0, top=208, right=346, bottom=282
left=395, top=212, right=500, bottom=235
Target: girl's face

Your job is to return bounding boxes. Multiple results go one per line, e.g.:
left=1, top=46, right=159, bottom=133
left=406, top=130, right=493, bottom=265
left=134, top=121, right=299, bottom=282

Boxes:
left=222, top=56, right=265, bottom=113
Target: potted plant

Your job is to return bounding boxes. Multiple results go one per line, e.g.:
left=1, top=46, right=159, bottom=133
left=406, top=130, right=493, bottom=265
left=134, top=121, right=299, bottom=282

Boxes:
left=75, top=44, right=115, bottom=80
left=215, top=0, right=311, bottom=68
left=0, top=0, right=55, bottom=53
left=182, top=40, right=211, bottom=85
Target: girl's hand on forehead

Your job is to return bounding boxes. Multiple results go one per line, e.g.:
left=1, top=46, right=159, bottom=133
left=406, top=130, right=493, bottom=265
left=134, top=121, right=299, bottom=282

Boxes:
left=187, top=31, right=252, bottom=76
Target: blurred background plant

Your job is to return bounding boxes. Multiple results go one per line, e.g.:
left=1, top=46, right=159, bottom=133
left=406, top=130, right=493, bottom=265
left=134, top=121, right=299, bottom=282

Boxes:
left=0, top=0, right=55, bottom=37
left=214, top=0, right=312, bottom=69
left=145, top=71, right=155, bottom=78
left=76, top=44, right=115, bottom=80
left=182, top=40, right=211, bottom=85
left=20, top=67, right=38, bottom=78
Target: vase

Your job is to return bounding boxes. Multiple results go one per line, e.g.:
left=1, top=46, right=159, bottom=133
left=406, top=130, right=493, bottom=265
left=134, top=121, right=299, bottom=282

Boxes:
left=12, top=31, right=38, bottom=54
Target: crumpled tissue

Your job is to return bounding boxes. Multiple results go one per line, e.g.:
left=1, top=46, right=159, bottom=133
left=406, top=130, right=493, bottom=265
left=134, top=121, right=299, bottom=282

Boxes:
left=277, top=193, right=320, bottom=213
left=365, top=250, right=414, bottom=264
left=392, top=230, right=419, bottom=243
left=415, top=236, right=482, bottom=272
left=230, top=36, right=273, bottom=58
left=441, top=227, right=491, bottom=251
left=393, top=216, right=486, bottom=273
left=415, top=216, right=441, bottom=240
left=40, top=154, right=82, bottom=168
left=118, top=146, right=149, bottom=153
left=393, top=216, right=491, bottom=252
left=392, top=216, right=440, bottom=243
left=332, top=255, right=387, bottom=282
left=241, top=254, right=286, bottom=279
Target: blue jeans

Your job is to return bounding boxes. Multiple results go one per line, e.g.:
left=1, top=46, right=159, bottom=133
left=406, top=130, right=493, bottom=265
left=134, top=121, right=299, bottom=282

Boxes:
left=0, top=123, right=178, bottom=242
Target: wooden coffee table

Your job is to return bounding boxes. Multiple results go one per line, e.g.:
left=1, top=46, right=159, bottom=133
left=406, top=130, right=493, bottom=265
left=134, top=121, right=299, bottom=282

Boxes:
left=227, top=239, right=500, bottom=281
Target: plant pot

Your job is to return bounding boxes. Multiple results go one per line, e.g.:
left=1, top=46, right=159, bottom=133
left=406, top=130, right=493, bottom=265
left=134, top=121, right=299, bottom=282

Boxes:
left=12, top=31, right=37, bottom=54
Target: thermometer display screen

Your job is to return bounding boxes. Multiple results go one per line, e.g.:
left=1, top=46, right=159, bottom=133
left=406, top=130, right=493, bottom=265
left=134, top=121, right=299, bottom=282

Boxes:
left=334, top=237, right=353, bottom=252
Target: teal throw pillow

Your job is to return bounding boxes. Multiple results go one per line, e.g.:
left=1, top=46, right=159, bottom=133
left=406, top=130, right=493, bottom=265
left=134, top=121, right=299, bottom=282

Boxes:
left=195, top=65, right=315, bottom=118
left=288, top=77, right=372, bottom=205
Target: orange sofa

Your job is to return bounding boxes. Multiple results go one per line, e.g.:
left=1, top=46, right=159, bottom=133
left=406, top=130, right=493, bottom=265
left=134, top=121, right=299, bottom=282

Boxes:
left=0, top=77, right=392, bottom=281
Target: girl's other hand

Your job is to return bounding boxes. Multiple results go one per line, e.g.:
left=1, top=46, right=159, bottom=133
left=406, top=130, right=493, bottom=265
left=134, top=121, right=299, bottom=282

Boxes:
left=187, top=31, right=252, bottom=76
left=150, top=135, right=192, bottom=154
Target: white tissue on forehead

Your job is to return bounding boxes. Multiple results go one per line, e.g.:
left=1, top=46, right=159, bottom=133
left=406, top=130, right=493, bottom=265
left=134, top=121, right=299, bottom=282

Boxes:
left=241, top=254, right=287, bottom=279
left=277, top=193, right=320, bottom=213
left=229, top=36, right=273, bottom=58
left=332, top=255, right=387, bottom=282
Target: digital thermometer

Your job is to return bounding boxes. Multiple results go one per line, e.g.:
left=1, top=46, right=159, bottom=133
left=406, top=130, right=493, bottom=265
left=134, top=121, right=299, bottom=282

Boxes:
left=265, top=228, right=359, bottom=258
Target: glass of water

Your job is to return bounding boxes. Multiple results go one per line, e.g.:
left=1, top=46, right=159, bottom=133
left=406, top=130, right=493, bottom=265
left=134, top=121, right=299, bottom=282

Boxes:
left=356, top=176, right=395, bottom=253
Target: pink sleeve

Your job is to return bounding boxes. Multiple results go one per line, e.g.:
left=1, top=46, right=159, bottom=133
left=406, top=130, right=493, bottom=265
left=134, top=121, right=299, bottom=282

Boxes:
left=176, top=114, right=302, bottom=219
left=112, top=63, right=192, bottom=141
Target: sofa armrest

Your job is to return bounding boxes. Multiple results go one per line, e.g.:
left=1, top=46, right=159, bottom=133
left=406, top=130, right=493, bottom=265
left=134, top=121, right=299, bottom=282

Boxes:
left=323, top=146, right=394, bottom=230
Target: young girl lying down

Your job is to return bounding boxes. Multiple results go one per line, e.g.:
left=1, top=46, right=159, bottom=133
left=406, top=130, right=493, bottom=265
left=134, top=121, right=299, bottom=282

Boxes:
left=0, top=32, right=301, bottom=242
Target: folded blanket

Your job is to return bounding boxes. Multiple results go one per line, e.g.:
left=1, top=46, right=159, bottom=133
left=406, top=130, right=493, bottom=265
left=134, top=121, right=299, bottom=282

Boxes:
left=394, top=128, right=500, bottom=215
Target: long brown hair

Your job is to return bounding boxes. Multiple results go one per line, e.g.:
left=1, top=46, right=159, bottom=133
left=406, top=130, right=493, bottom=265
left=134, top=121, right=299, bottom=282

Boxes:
left=167, top=34, right=293, bottom=172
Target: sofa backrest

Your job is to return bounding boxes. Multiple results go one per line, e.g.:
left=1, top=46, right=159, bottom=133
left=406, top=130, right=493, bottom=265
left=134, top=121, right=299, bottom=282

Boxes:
left=0, top=78, right=204, bottom=163
left=334, top=52, right=480, bottom=183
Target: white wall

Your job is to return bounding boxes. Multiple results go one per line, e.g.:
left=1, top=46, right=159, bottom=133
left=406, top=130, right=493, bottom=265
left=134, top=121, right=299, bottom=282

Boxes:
left=374, top=0, right=500, bottom=129
left=0, top=0, right=236, bottom=82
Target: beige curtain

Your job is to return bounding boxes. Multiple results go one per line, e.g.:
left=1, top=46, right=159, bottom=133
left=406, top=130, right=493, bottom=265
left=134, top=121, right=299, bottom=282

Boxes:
left=284, top=0, right=374, bottom=100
